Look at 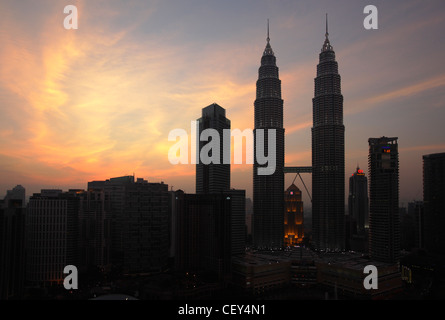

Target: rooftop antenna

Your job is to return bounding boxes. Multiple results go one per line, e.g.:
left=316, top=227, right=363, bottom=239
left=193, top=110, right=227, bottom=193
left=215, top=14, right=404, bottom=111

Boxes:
left=322, top=13, right=332, bottom=52
left=325, top=13, right=329, bottom=40
left=267, top=18, right=270, bottom=43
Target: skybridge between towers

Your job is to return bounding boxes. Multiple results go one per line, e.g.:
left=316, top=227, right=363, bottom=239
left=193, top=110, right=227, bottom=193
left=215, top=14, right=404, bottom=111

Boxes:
left=283, top=166, right=313, bottom=203
left=284, top=166, right=312, bottom=174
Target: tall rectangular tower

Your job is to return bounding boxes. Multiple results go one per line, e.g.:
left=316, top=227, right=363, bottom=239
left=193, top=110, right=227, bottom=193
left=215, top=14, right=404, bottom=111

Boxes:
left=422, top=152, right=445, bottom=254
left=368, top=136, right=400, bottom=263
left=26, top=190, right=80, bottom=287
left=348, top=167, right=369, bottom=252
left=196, top=103, right=231, bottom=194
left=0, top=190, right=26, bottom=299
left=253, top=23, right=285, bottom=249
left=311, top=17, right=345, bottom=252
left=174, top=190, right=232, bottom=279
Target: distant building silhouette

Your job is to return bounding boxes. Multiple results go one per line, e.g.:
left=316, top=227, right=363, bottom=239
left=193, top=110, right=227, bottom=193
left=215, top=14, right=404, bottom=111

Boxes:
left=368, top=137, right=400, bottom=263
left=311, top=15, right=345, bottom=252
left=253, top=21, right=285, bottom=249
left=196, top=103, right=231, bottom=194
left=348, top=167, right=369, bottom=253
left=423, top=152, right=445, bottom=254
left=284, top=184, right=304, bottom=246
left=4, top=185, right=26, bottom=207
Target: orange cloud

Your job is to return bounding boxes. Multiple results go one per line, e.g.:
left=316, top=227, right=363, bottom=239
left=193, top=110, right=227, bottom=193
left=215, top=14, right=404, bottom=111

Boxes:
left=364, top=74, right=445, bottom=105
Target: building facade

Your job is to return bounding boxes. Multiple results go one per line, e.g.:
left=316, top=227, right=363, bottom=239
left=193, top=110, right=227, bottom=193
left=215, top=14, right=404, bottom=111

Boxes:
left=26, top=190, right=79, bottom=287
left=253, top=22, right=285, bottom=249
left=368, top=137, right=400, bottom=263
left=423, top=152, right=445, bottom=254
left=284, top=184, right=304, bottom=246
left=311, top=17, right=345, bottom=252
left=88, top=176, right=170, bottom=274
left=196, top=103, right=231, bottom=194
left=348, top=167, right=369, bottom=252
left=174, top=190, right=232, bottom=280
left=77, top=189, right=111, bottom=273
left=0, top=190, right=26, bottom=299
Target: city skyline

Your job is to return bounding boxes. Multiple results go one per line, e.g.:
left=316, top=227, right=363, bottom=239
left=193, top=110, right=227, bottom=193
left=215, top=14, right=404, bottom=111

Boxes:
left=1, top=0, right=445, bottom=207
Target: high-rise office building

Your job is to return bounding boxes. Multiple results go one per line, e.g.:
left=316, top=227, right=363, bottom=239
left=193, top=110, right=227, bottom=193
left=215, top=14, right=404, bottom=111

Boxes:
left=229, top=189, right=246, bottom=256
left=403, top=201, right=423, bottom=251
left=368, top=137, right=400, bottom=263
left=174, top=190, right=232, bottom=280
left=253, top=22, right=285, bottom=249
left=196, top=103, right=231, bottom=194
left=423, top=152, right=445, bottom=254
left=26, top=190, right=80, bottom=287
left=284, top=184, right=304, bottom=246
left=194, top=103, right=246, bottom=257
left=88, top=176, right=169, bottom=274
left=0, top=188, right=26, bottom=299
left=311, top=16, right=345, bottom=252
left=77, top=189, right=111, bottom=273
left=348, top=167, right=369, bottom=252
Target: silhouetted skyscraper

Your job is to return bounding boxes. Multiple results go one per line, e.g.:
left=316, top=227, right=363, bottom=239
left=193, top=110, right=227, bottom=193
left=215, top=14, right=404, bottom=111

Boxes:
left=423, top=152, right=445, bottom=254
left=368, top=137, right=400, bottom=263
left=196, top=103, right=231, bottom=194
left=253, top=21, right=285, bottom=249
left=312, top=16, right=345, bottom=252
left=348, top=167, right=369, bottom=252
left=194, top=104, right=246, bottom=257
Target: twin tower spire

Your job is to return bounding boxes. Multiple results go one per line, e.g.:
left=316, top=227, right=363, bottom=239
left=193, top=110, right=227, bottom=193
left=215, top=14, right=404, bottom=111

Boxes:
left=265, top=15, right=332, bottom=55
left=263, top=19, right=274, bottom=56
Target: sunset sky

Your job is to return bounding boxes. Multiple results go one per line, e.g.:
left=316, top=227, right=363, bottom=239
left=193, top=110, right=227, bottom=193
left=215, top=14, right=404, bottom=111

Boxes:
left=1, top=0, right=445, bottom=207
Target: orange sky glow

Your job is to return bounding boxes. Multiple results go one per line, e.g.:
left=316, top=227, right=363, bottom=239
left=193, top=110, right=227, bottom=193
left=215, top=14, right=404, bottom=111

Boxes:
left=1, top=0, right=445, bottom=206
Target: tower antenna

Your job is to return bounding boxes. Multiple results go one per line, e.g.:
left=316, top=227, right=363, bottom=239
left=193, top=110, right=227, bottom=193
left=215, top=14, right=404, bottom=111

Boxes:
left=325, top=13, right=329, bottom=39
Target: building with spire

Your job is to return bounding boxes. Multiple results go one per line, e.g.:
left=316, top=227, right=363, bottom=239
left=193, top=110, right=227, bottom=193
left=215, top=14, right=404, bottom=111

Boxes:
left=253, top=21, right=285, bottom=249
left=311, top=15, right=345, bottom=252
left=284, top=184, right=304, bottom=246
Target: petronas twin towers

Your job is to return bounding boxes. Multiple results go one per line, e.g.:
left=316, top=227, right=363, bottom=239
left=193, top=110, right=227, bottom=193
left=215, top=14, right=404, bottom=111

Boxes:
left=253, top=22, right=285, bottom=249
left=253, top=17, right=345, bottom=252
left=311, top=17, right=345, bottom=252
